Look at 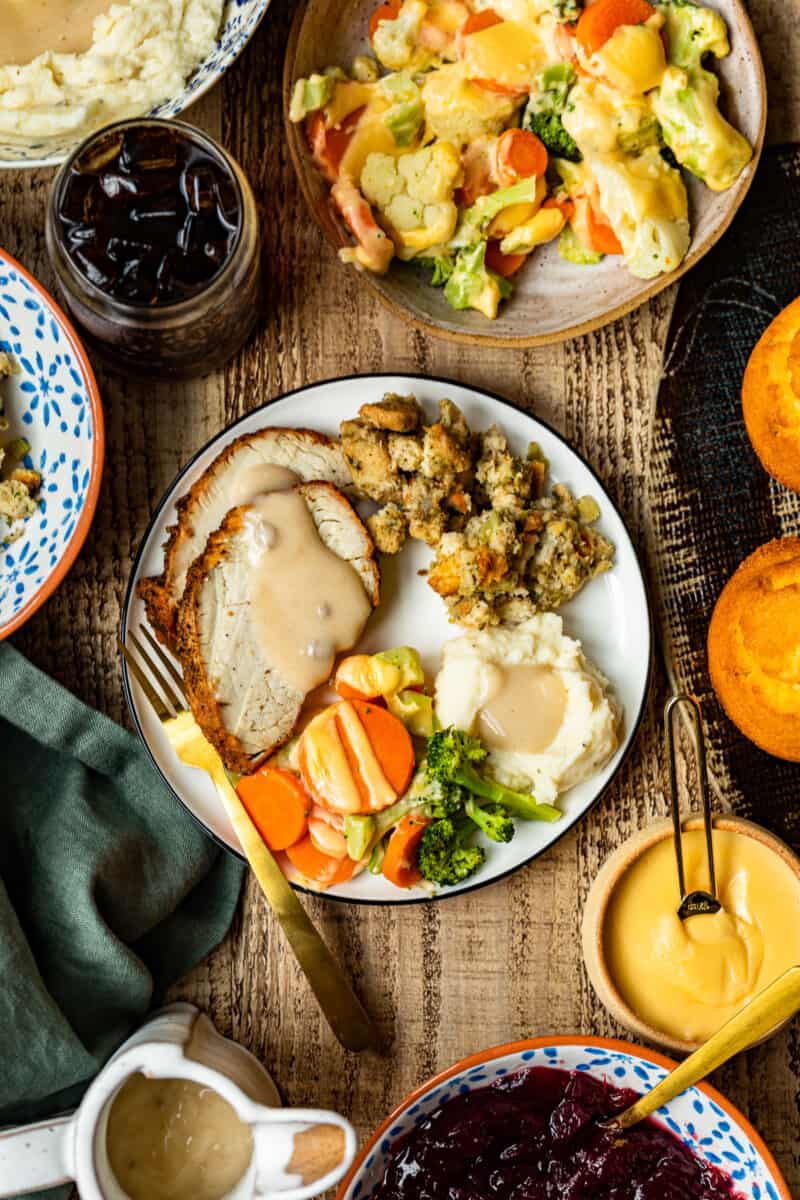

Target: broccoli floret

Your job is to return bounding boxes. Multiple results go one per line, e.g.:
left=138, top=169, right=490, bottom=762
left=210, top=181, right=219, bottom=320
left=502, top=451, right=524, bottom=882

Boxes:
left=657, top=0, right=729, bottom=70
left=523, top=64, right=582, bottom=163
left=423, top=775, right=468, bottom=819
left=552, top=0, right=581, bottom=19
left=465, top=796, right=514, bottom=844
left=443, top=243, right=512, bottom=321
left=420, top=255, right=455, bottom=286
left=426, top=728, right=561, bottom=822
left=616, top=117, right=662, bottom=156
left=417, top=816, right=486, bottom=886
left=558, top=223, right=604, bottom=266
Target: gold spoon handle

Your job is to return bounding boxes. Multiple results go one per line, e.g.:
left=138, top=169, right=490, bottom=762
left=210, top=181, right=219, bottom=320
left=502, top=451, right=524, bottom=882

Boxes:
left=613, top=965, right=800, bottom=1132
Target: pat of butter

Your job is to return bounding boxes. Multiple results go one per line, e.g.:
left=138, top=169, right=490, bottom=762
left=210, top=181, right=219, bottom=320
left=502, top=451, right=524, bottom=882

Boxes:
left=604, top=829, right=800, bottom=1044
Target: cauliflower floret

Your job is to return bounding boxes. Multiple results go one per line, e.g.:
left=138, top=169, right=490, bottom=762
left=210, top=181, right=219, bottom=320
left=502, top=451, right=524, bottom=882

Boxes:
left=422, top=63, right=518, bottom=145
left=361, top=144, right=462, bottom=259
left=586, top=149, right=690, bottom=279
left=398, top=143, right=461, bottom=203
left=372, top=0, right=431, bottom=70
left=652, top=64, right=752, bottom=191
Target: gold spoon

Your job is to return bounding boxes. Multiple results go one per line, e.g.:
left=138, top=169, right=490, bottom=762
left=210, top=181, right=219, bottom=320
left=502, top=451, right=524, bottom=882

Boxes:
left=665, top=694, right=721, bottom=920
left=608, top=965, right=800, bottom=1132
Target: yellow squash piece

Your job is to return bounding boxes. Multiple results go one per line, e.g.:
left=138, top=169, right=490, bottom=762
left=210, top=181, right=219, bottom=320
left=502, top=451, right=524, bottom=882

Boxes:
left=499, top=203, right=566, bottom=254
left=335, top=653, right=404, bottom=698
left=591, top=22, right=667, bottom=95
left=460, top=20, right=547, bottom=91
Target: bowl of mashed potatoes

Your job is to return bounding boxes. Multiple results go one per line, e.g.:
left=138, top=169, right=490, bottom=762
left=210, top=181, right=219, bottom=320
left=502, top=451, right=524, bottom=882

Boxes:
left=0, top=0, right=273, bottom=168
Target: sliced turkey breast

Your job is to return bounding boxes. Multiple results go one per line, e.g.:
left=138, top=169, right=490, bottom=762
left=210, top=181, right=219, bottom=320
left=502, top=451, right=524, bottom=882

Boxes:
left=138, top=428, right=352, bottom=646
left=175, top=482, right=379, bottom=776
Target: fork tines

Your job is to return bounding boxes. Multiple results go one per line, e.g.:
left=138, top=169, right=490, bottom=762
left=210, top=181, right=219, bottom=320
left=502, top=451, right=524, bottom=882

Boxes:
left=120, top=626, right=187, bottom=723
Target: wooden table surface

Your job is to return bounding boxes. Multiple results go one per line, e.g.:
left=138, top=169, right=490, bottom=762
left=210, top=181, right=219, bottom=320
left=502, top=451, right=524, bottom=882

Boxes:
left=4, top=0, right=799, bottom=1192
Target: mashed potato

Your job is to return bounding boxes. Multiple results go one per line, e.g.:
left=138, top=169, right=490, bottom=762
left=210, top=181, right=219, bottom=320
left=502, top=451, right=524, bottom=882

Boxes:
left=0, top=0, right=223, bottom=143
left=435, top=613, right=621, bottom=805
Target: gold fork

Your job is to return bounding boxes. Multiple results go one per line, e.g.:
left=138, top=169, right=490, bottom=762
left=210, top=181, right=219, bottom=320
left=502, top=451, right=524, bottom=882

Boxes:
left=120, top=625, right=382, bottom=1053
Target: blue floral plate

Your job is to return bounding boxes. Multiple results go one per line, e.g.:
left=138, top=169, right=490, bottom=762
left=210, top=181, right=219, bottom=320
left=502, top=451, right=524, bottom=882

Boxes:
left=0, top=249, right=104, bottom=639
left=0, top=0, right=272, bottom=168
left=338, top=1038, right=790, bottom=1200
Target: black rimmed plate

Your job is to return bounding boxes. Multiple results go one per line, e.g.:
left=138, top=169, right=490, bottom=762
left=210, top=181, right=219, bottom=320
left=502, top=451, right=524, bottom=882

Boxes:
left=121, top=374, right=652, bottom=904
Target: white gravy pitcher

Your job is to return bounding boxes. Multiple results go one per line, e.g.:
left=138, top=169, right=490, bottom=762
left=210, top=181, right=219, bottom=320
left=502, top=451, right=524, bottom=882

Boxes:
left=0, top=1003, right=357, bottom=1200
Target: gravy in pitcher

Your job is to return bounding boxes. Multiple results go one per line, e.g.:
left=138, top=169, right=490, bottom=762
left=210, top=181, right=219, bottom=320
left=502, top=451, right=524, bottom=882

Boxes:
left=106, top=1073, right=254, bottom=1200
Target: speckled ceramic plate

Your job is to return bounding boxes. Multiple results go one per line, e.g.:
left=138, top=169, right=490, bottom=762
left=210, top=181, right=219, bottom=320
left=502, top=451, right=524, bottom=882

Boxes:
left=121, top=374, right=651, bottom=905
left=284, top=0, right=766, bottom=347
left=337, top=1038, right=791, bottom=1200
left=0, top=0, right=273, bottom=168
left=0, top=249, right=104, bottom=639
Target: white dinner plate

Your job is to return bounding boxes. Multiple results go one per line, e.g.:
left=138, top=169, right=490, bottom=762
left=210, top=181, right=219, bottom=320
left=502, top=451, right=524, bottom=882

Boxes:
left=121, top=374, right=652, bottom=904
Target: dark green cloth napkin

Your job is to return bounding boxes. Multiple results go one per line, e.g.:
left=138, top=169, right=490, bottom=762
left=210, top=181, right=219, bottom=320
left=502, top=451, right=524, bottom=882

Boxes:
left=0, top=642, right=244, bottom=1193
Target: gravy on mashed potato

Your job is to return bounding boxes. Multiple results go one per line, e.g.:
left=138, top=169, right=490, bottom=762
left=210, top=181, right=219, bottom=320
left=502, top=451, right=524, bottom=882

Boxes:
left=2, top=1, right=113, bottom=66
left=435, top=613, right=621, bottom=806
left=0, top=0, right=223, bottom=143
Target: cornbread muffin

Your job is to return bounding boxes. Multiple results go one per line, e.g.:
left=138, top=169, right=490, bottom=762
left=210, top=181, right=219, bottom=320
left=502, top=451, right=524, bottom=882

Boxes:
left=708, top=537, right=800, bottom=761
left=742, top=295, right=800, bottom=493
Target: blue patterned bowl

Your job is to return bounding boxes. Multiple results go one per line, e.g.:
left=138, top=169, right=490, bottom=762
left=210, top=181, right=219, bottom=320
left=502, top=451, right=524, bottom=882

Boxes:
left=0, top=0, right=272, bottom=168
left=0, top=249, right=104, bottom=639
left=339, top=1038, right=790, bottom=1200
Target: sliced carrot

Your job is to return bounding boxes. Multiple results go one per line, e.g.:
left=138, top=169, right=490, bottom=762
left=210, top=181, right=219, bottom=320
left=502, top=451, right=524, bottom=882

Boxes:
left=494, top=129, right=548, bottom=186
left=334, top=679, right=376, bottom=702
left=346, top=699, right=415, bottom=796
left=369, top=0, right=402, bottom=40
left=485, top=240, right=528, bottom=277
left=299, top=699, right=415, bottom=815
left=236, top=766, right=310, bottom=852
left=286, top=835, right=358, bottom=887
left=585, top=199, right=623, bottom=254
left=307, top=107, right=364, bottom=182
left=456, top=7, right=503, bottom=55
left=472, top=78, right=530, bottom=97
left=382, top=813, right=431, bottom=888
left=458, top=139, right=495, bottom=206
left=543, top=196, right=575, bottom=221
left=575, top=0, right=655, bottom=54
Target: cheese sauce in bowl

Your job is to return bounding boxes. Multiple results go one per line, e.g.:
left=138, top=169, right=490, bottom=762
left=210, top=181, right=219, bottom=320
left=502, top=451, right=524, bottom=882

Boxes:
left=582, top=815, right=800, bottom=1052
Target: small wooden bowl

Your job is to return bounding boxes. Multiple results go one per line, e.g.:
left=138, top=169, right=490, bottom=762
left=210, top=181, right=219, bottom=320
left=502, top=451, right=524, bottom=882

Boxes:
left=582, top=815, right=800, bottom=1056
left=283, top=0, right=766, bottom=348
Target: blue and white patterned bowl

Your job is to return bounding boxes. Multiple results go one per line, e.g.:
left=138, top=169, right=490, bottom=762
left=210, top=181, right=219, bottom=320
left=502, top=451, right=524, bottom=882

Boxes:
left=0, top=0, right=272, bottom=168
left=0, top=249, right=104, bottom=638
left=338, top=1038, right=790, bottom=1200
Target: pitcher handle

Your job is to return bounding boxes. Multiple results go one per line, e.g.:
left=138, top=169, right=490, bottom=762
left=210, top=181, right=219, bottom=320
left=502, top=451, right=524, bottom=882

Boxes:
left=251, top=1109, right=356, bottom=1200
left=0, top=1114, right=73, bottom=1198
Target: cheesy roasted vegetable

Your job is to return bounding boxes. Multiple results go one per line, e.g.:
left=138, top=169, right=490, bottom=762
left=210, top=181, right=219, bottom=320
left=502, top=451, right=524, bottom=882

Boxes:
left=291, top=0, right=751, bottom=319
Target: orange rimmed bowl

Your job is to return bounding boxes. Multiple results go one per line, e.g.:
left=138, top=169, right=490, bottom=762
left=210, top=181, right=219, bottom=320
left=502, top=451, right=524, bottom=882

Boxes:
left=0, top=248, right=104, bottom=638
left=337, top=1037, right=791, bottom=1200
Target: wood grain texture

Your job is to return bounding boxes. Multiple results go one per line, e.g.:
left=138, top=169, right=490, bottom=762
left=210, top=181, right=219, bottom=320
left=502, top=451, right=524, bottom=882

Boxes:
left=2, top=0, right=798, bottom=1193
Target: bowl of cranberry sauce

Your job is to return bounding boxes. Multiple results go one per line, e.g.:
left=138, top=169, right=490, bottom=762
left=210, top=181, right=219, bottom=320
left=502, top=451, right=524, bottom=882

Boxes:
left=338, top=1040, right=790, bottom=1200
